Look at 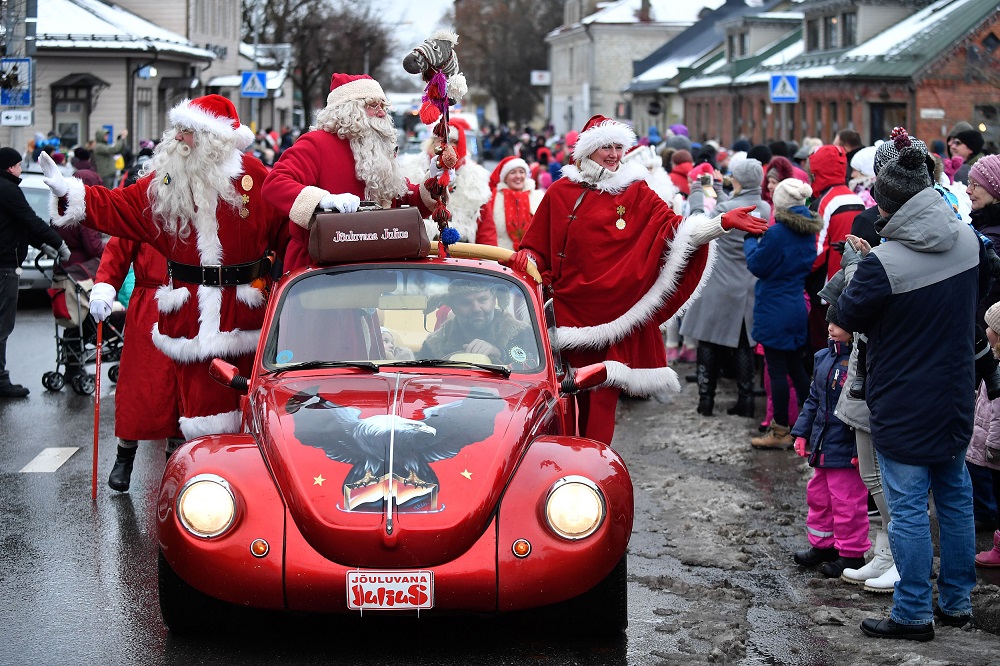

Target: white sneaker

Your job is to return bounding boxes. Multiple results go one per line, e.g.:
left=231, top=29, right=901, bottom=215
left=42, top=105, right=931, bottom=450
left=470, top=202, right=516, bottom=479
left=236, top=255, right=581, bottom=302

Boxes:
left=863, top=564, right=899, bottom=593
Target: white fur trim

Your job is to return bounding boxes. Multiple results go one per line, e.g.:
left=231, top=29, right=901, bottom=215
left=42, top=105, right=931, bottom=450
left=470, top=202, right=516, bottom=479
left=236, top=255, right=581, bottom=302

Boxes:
left=156, top=284, right=191, bottom=314
left=49, top=178, right=87, bottom=226
left=572, top=121, right=637, bottom=162
left=235, top=125, right=255, bottom=151
left=670, top=236, right=718, bottom=320
left=152, top=284, right=262, bottom=363
left=432, top=29, right=459, bottom=44
left=290, top=185, right=328, bottom=228
left=493, top=188, right=544, bottom=249
left=601, top=361, right=681, bottom=399
left=442, top=162, right=491, bottom=241
left=236, top=284, right=265, bottom=307
left=499, top=158, right=529, bottom=184
left=180, top=409, right=242, bottom=439
left=327, top=79, right=386, bottom=108
left=646, top=168, right=679, bottom=204
left=559, top=161, right=648, bottom=195
left=170, top=100, right=241, bottom=142
left=554, top=213, right=709, bottom=350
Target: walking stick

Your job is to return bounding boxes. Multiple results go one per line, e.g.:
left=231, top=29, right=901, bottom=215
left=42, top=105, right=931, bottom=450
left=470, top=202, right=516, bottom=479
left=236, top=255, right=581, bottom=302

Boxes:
left=92, top=320, right=102, bottom=500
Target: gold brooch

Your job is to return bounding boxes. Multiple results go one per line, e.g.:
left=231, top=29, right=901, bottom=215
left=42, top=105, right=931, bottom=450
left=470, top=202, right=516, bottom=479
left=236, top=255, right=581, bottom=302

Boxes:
left=241, top=174, right=253, bottom=191
left=239, top=208, right=250, bottom=218
left=615, top=204, right=626, bottom=230
left=241, top=194, right=250, bottom=205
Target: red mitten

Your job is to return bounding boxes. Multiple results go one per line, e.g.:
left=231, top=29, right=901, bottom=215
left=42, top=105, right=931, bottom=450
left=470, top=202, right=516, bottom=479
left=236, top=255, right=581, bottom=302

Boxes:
left=504, top=249, right=535, bottom=273
left=722, top=205, right=768, bottom=236
left=794, top=437, right=808, bottom=457
left=851, top=456, right=859, bottom=468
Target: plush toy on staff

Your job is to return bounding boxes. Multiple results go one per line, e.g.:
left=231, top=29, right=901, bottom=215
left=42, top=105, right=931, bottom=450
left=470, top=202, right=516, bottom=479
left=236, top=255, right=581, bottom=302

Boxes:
left=403, top=30, right=469, bottom=249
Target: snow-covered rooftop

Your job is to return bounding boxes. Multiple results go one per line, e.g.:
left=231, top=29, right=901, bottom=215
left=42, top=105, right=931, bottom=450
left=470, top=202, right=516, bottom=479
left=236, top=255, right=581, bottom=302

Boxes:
left=36, top=0, right=215, bottom=60
left=583, top=0, right=727, bottom=25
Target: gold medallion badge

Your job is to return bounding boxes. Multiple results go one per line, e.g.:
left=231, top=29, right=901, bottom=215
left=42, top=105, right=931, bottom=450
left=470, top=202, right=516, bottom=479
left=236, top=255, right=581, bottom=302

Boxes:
left=241, top=174, right=253, bottom=191
left=241, top=193, right=250, bottom=205
left=239, top=208, right=250, bottom=218
left=615, top=204, right=626, bottom=230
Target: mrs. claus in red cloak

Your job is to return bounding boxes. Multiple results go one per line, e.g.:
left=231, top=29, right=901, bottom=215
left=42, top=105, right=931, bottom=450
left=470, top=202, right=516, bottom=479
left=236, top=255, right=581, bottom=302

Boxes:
left=506, top=115, right=767, bottom=444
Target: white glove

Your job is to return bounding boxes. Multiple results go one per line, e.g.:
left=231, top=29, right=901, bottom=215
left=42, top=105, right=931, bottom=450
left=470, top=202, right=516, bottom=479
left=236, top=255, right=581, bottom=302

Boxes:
left=318, top=193, right=361, bottom=213
left=428, top=158, right=455, bottom=182
left=39, top=151, right=69, bottom=197
left=89, top=282, right=117, bottom=322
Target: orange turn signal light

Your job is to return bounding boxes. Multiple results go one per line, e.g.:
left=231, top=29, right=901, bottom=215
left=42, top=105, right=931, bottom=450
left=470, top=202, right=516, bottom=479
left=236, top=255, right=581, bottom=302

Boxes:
left=512, top=539, right=531, bottom=558
left=250, top=538, right=269, bottom=557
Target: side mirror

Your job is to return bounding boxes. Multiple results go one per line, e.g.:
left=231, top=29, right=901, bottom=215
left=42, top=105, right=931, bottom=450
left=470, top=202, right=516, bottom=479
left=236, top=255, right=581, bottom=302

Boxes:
left=209, top=358, right=249, bottom=393
left=560, top=362, right=608, bottom=394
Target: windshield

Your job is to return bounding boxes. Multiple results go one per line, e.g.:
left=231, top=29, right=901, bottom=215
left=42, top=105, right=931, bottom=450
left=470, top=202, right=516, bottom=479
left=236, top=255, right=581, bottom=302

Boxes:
left=265, top=267, right=543, bottom=374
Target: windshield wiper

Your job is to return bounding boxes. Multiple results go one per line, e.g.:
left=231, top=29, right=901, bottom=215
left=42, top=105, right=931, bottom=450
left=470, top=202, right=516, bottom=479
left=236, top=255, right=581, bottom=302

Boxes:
left=380, top=359, right=512, bottom=378
left=265, top=360, right=380, bottom=376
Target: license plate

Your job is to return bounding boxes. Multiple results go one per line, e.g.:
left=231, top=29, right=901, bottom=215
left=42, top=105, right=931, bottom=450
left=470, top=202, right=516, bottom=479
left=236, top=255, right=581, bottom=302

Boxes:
left=346, top=570, right=434, bottom=610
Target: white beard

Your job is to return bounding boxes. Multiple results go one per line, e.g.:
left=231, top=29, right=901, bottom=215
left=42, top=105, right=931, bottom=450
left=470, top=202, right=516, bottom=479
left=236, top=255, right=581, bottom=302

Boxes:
left=145, top=130, right=243, bottom=253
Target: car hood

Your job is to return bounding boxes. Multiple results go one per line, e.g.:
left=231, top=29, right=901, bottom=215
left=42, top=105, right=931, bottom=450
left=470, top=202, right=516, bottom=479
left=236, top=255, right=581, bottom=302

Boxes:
left=257, top=373, right=545, bottom=567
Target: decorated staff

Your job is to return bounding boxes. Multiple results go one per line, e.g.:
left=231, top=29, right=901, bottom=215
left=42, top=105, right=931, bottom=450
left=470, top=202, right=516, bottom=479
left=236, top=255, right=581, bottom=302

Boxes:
left=403, top=30, right=470, bottom=250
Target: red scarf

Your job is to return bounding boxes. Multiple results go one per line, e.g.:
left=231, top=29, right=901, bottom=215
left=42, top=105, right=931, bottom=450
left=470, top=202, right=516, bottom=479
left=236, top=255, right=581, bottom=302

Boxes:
left=503, top=189, right=533, bottom=248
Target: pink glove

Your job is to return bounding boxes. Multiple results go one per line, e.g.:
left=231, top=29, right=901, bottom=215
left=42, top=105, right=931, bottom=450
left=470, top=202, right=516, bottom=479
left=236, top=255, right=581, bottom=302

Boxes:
left=504, top=249, right=536, bottom=274
left=794, top=437, right=808, bottom=457
left=851, top=457, right=859, bottom=468
left=722, top=205, right=769, bottom=236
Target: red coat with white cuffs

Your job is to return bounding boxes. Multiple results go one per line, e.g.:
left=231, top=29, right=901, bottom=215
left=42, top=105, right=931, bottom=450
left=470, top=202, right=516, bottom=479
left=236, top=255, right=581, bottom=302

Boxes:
left=262, top=129, right=430, bottom=272
left=95, top=237, right=181, bottom=440
left=51, top=154, right=288, bottom=365
left=518, top=160, right=716, bottom=398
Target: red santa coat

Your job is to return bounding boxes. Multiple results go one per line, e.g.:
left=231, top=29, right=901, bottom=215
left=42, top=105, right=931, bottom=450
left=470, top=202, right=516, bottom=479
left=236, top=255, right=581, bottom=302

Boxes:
left=95, top=237, right=180, bottom=441
left=519, top=160, right=711, bottom=401
left=52, top=154, right=288, bottom=438
left=480, top=183, right=545, bottom=250
left=262, top=129, right=431, bottom=272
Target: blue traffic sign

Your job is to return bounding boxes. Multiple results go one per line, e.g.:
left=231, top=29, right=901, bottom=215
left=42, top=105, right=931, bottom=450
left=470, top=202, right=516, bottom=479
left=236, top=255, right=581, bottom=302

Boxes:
left=240, top=71, right=267, bottom=99
left=769, top=74, right=798, bottom=104
left=0, top=58, right=32, bottom=107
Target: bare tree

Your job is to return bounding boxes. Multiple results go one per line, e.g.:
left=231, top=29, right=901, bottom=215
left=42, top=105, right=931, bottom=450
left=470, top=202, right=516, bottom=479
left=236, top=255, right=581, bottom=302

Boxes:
left=452, top=0, right=565, bottom=126
left=242, top=0, right=395, bottom=116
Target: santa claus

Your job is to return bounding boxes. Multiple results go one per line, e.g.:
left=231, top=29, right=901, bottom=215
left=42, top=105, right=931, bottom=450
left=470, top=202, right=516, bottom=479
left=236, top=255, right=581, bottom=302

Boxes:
left=397, top=116, right=495, bottom=245
left=262, top=73, right=434, bottom=271
left=39, top=94, right=289, bottom=441
left=506, top=115, right=767, bottom=444
left=479, top=156, right=545, bottom=250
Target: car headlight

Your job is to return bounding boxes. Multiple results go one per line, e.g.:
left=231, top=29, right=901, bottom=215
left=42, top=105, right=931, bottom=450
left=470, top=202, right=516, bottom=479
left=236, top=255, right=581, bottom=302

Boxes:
left=544, top=476, right=606, bottom=540
left=176, top=474, right=236, bottom=538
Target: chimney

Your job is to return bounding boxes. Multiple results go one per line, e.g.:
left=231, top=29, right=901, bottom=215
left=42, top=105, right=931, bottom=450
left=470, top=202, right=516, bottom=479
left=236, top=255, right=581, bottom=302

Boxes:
left=639, top=0, right=651, bottom=22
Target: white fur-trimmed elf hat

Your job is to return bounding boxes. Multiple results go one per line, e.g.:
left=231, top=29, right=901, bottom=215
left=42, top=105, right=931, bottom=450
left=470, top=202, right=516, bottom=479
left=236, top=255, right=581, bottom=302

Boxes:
left=169, top=95, right=255, bottom=151
left=327, top=73, right=387, bottom=108
left=572, top=114, right=637, bottom=162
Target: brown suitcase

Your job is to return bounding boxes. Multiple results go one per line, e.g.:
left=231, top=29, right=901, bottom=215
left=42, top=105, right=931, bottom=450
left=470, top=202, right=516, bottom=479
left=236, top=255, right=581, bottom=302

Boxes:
left=307, top=203, right=430, bottom=264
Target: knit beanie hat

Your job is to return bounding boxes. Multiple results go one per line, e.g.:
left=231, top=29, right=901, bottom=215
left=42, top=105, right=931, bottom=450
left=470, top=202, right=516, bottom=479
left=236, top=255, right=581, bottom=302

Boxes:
left=747, top=144, right=772, bottom=165
left=874, top=127, right=927, bottom=175
left=664, top=134, right=692, bottom=153
left=872, top=131, right=932, bottom=215
left=949, top=121, right=974, bottom=139
left=0, top=147, right=22, bottom=169
left=772, top=178, right=812, bottom=210
left=970, top=154, right=1000, bottom=200
left=825, top=302, right=849, bottom=330
left=954, top=129, right=985, bottom=155
left=732, top=138, right=752, bottom=153
left=671, top=149, right=693, bottom=166
left=731, top=158, right=763, bottom=189
left=986, top=301, right=1000, bottom=334
left=850, top=145, right=877, bottom=178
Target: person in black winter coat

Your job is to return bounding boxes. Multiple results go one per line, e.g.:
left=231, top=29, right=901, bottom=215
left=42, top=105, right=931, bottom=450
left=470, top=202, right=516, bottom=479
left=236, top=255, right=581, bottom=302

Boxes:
left=0, top=147, right=69, bottom=397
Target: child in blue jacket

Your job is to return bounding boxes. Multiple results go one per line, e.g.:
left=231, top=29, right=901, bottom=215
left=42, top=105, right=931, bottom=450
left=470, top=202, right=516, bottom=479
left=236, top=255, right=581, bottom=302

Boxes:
left=791, top=302, right=870, bottom=579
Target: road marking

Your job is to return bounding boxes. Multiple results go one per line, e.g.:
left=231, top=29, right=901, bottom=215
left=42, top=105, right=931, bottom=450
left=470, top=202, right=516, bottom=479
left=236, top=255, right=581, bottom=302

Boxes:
left=20, top=447, right=79, bottom=472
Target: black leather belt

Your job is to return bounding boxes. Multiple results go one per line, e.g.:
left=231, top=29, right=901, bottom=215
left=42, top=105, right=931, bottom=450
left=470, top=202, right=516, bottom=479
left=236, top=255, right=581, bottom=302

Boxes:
left=168, top=256, right=271, bottom=287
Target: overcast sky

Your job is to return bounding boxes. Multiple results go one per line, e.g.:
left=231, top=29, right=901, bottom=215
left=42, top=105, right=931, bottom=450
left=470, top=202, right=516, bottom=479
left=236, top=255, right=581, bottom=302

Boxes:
left=373, top=0, right=453, bottom=57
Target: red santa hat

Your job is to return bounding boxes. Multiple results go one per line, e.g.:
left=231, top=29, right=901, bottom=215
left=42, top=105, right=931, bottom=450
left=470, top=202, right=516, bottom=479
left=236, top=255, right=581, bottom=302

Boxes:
left=168, top=94, right=255, bottom=151
left=326, top=72, right=387, bottom=108
left=490, top=156, right=529, bottom=189
left=571, top=114, right=637, bottom=163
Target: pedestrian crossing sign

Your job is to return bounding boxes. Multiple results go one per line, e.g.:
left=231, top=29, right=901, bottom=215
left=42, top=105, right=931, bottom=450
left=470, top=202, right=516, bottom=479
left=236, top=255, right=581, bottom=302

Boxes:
left=770, top=74, right=799, bottom=104
left=240, top=71, right=267, bottom=99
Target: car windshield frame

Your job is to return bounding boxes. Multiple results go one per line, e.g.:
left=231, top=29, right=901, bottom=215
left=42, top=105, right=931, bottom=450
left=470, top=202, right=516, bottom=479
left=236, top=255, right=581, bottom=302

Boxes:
left=261, top=262, right=550, bottom=377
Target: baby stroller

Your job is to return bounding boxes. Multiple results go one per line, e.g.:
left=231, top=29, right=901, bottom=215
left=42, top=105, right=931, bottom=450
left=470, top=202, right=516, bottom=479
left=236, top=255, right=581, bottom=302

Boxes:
left=39, top=256, right=126, bottom=395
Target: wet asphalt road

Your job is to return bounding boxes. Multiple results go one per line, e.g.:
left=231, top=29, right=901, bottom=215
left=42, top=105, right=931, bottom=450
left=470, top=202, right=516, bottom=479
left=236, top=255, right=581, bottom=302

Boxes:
left=4, top=295, right=1000, bottom=664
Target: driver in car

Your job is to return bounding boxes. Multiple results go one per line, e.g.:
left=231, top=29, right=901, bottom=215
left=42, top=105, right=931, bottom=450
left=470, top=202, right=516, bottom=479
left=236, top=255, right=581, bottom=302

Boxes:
left=419, top=279, right=535, bottom=367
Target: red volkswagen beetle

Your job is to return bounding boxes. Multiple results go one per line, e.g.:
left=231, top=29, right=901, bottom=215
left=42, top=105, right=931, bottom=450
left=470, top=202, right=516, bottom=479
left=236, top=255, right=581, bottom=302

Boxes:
left=156, top=237, right=633, bottom=635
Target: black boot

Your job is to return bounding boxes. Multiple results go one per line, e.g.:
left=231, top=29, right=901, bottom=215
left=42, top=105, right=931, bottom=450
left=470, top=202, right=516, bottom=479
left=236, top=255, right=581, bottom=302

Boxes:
left=108, top=441, right=138, bottom=492
left=695, top=343, right=718, bottom=417
left=727, top=344, right=756, bottom=417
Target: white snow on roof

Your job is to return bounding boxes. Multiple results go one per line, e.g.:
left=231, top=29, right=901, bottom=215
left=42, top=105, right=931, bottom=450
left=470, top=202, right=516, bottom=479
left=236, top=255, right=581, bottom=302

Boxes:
left=583, top=0, right=727, bottom=26
left=36, top=0, right=214, bottom=60
left=846, top=0, right=968, bottom=58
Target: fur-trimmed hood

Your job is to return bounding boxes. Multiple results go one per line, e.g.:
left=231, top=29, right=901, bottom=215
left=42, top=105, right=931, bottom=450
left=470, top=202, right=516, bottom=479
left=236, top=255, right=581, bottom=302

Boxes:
left=774, top=205, right=823, bottom=236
